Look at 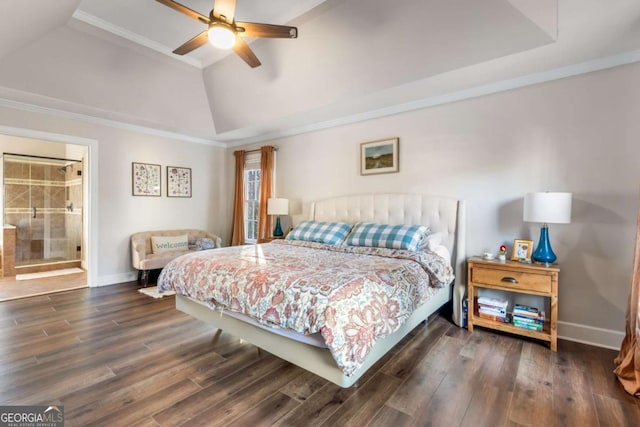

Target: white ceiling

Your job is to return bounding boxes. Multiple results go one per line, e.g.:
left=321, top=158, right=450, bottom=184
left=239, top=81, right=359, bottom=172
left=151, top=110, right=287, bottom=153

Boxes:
left=74, top=0, right=326, bottom=68
left=1, top=0, right=639, bottom=146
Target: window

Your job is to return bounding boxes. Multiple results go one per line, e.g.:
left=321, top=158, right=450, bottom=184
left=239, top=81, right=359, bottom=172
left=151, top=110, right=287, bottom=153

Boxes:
left=244, top=167, right=261, bottom=243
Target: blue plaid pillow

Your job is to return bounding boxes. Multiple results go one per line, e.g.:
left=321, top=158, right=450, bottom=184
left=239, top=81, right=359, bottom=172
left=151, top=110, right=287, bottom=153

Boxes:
left=346, top=223, right=428, bottom=251
left=286, top=221, right=352, bottom=245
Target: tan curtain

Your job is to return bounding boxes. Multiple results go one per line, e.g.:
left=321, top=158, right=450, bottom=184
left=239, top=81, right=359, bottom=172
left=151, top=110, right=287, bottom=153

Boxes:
left=257, top=145, right=275, bottom=240
left=614, top=203, right=640, bottom=397
left=230, top=150, right=246, bottom=246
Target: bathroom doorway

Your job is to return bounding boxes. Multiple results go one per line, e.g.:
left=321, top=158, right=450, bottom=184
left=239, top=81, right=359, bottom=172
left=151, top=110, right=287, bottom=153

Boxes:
left=3, top=154, right=83, bottom=273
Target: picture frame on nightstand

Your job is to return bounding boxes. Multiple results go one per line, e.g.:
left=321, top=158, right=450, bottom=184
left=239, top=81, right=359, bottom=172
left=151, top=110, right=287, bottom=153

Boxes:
left=511, top=239, right=534, bottom=262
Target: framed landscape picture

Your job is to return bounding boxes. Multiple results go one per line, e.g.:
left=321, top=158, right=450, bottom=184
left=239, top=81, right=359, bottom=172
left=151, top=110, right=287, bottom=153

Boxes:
left=132, top=162, right=161, bottom=196
left=167, top=166, right=192, bottom=198
left=361, top=137, right=399, bottom=175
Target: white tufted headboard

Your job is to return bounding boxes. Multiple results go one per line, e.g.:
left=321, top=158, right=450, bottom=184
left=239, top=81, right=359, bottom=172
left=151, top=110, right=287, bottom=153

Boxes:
left=310, top=193, right=466, bottom=326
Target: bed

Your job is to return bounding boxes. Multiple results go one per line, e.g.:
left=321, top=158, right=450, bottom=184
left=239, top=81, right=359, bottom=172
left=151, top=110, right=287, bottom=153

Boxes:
left=158, top=193, right=466, bottom=387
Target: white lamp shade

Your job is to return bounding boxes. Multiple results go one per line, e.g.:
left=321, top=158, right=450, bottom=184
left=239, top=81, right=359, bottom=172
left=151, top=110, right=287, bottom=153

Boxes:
left=267, top=198, right=289, bottom=216
left=523, top=192, right=572, bottom=224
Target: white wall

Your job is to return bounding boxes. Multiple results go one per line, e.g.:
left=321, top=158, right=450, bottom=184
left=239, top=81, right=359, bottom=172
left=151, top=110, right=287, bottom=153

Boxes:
left=0, top=105, right=229, bottom=286
left=245, top=62, right=640, bottom=348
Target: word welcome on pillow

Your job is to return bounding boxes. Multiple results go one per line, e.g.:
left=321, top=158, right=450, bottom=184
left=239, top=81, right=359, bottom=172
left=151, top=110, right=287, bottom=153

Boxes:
left=151, top=234, right=189, bottom=253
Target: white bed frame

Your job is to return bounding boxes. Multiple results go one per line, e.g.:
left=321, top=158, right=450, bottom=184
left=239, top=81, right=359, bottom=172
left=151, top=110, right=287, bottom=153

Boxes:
left=175, top=193, right=466, bottom=387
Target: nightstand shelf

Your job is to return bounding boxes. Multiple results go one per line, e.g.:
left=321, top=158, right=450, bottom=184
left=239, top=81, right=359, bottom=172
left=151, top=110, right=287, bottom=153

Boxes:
left=471, top=317, right=551, bottom=341
left=467, top=257, right=559, bottom=351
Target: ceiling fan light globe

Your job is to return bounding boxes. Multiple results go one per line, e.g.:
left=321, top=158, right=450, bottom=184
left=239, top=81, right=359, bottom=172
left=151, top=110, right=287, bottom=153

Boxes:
left=208, top=25, right=236, bottom=49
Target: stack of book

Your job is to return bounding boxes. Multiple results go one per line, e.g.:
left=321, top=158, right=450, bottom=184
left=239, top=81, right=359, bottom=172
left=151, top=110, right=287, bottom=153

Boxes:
left=477, top=296, right=509, bottom=323
left=512, top=304, right=545, bottom=331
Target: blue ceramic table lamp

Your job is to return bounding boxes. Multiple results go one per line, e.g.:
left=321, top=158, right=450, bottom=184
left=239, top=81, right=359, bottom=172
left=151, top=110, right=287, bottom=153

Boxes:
left=267, top=198, right=289, bottom=237
left=523, top=192, right=572, bottom=265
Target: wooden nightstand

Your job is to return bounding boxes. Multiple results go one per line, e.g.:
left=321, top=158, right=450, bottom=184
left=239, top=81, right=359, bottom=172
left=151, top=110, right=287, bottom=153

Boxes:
left=467, top=257, right=559, bottom=351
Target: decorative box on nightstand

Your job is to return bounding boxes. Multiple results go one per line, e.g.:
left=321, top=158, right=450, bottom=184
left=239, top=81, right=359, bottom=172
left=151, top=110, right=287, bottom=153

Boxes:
left=466, top=257, right=559, bottom=351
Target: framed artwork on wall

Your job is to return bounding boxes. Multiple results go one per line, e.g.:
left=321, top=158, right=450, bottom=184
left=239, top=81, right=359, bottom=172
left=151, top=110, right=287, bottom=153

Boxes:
left=360, top=137, right=399, bottom=175
left=132, top=162, right=161, bottom=196
left=167, top=166, right=192, bottom=198
left=511, top=239, right=534, bottom=262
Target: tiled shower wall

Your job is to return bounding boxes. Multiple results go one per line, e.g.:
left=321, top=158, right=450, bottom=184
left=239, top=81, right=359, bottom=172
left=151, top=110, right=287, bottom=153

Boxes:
left=4, top=158, right=82, bottom=265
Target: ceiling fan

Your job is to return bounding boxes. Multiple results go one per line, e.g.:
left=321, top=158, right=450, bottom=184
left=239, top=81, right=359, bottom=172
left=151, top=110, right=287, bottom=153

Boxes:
left=155, top=0, right=298, bottom=68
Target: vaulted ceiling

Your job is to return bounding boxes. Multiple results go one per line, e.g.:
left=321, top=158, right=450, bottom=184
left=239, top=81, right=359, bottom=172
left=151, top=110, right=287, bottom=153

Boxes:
left=0, top=0, right=639, bottom=146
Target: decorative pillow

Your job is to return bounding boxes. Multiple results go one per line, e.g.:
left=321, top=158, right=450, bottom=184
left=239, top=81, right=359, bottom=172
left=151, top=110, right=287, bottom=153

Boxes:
left=432, top=245, right=451, bottom=261
left=195, top=238, right=216, bottom=250
left=286, top=221, right=352, bottom=245
left=346, top=223, right=428, bottom=251
left=151, top=234, right=189, bottom=254
left=419, top=231, right=443, bottom=251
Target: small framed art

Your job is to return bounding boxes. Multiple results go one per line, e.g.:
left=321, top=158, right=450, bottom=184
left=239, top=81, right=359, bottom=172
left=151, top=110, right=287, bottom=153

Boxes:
left=167, top=166, right=192, bottom=198
left=132, top=162, right=161, bottom=196
left=511, top=239, right=534, bottom=262
left=360, top=137, right=399, bottom=175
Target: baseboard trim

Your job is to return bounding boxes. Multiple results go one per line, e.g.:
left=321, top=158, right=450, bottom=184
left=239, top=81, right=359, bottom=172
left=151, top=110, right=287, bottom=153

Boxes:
left=96, top=272, right=137, bottom=287
left=558, top=320, right=624, bottom=351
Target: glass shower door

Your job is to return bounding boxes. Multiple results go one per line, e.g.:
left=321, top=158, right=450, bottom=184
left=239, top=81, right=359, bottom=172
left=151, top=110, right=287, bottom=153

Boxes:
left=3, top=154, right=82, bottom=267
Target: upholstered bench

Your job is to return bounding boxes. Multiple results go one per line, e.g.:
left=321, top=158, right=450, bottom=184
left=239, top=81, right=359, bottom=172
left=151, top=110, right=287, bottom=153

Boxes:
left=131, top=229, right=222, bottom=285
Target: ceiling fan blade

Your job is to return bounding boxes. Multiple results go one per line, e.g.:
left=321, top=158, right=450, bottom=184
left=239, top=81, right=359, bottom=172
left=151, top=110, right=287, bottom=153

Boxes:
left=213, top=0, right=237, bottom=24
left=155, top=0, right=211, bottom=25
left=173, top=31, right=209, bottom=55
left=235, top=22, right=298, bottom=39
left=232, top=38, right=261, bottom=68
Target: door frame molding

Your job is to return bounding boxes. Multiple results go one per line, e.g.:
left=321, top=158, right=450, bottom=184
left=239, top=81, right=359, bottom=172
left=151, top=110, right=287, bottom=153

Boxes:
left=0, top=125, right=98, bottom=287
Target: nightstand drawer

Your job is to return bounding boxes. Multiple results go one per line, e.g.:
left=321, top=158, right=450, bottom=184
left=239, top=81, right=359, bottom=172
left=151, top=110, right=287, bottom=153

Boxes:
left=472, top=266, right=551, bottom=293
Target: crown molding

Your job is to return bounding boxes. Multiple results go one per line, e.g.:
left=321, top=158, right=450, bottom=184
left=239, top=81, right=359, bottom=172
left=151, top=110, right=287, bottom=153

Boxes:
left=2, top=48, right=639, bottom=149
left=72, top=10, right=203, bottom=69
left=0, top=96, right=225, bottom=147
left=226, top=48, right=640, bottom=147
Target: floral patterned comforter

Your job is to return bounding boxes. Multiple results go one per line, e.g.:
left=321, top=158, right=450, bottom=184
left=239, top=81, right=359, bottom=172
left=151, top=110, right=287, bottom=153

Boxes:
left=158, top=239, right=454, bottom=376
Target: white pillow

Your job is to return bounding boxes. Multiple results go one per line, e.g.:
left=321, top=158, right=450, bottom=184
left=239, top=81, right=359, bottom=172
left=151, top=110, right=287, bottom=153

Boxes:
left=432, top=244, right=451, bottom=261
left=419, top=232, right=451, bottom=261
left=420, top=232, right=443, bottom=251
left=151, top=234, right=189, bottom=254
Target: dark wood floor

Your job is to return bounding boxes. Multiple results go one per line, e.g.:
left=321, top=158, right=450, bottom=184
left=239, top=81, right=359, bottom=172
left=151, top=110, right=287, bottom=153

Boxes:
left=1, top=283, right=638, bottom=426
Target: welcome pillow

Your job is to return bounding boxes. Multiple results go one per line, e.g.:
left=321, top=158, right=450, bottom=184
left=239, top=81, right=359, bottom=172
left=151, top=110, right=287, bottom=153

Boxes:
left=151, top=234, right=189, bottom=253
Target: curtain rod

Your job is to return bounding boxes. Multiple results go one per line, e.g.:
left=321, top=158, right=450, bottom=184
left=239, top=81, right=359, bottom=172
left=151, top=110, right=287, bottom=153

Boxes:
left=243, top=147, right=278, bottom=154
